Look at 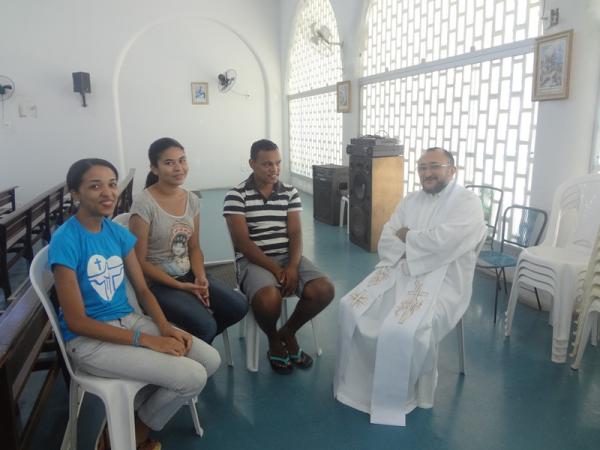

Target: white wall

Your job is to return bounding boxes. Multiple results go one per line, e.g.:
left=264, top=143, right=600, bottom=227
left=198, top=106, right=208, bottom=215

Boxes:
left=0, top=0, right=282, bottom=203
left=279, top=0, right=600, bottom=210
left=530, top=0, right=600, bottom=212
left=118, top=17, right=267, bottom=193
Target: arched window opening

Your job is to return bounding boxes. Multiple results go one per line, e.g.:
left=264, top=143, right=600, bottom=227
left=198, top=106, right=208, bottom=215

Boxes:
left=288, top=0, right=343, bottom=178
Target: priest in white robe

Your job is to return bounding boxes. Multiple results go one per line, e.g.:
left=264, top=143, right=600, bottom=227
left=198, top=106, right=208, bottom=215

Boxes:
left=334, top=147, right=486, bottom=426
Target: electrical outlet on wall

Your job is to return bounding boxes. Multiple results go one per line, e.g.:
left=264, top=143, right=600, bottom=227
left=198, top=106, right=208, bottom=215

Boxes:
left=18, top=102, right=38, bottom=118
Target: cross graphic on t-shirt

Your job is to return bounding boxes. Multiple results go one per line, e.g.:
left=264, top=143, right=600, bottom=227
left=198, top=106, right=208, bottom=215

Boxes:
left=94, top=257, right=103, bottom=271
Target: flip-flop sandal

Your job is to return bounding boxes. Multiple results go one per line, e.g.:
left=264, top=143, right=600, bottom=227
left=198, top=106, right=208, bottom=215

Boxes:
left=137, top=438, right=161, bottom=450
left=289, top=348, right=313, bottom=369
left=267, top=351, right=293, bottom=375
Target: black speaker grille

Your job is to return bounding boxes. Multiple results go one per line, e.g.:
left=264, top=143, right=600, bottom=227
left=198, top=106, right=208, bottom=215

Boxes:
left=312, top=164, right=349, bottom=226
left=350, top=206, right=368, bottom=241
left=349, top=156, right=373, bottom=251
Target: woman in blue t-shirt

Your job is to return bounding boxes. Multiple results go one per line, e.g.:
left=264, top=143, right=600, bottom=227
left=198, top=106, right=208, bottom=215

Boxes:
left=49, top=158, right=220, bottom=450
left=129, top=137, right=248, bottom=344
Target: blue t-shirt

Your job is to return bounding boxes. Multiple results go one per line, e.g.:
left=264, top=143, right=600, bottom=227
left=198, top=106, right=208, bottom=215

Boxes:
left=49, top=216, right=136, bottom=341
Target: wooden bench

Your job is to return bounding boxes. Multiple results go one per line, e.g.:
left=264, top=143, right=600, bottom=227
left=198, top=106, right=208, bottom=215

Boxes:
left=47, top=183, right=68, bottom=229
left=0, top=281, right=61, bottom=450
left=0, top=186, right=18, bottom=217
left=1, top=182, right=67, bottom=299
left=0, top=208, right=33, bottom=299
left=113, top=168, right=135, bottom=218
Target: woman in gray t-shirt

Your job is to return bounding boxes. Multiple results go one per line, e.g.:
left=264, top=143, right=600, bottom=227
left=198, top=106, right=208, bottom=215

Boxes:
left=129, top=138, right=248, bottom=344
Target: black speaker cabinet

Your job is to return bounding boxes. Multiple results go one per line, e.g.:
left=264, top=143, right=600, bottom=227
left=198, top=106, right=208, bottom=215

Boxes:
left=349, top=155, right=404, bottom=252
left=72, top=72, right=91, bottom=93
left=312, top=164, right=349, bottom=225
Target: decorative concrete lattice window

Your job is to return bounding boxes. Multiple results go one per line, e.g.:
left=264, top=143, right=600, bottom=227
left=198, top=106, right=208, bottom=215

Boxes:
left=288, top=0, right=343, bottom=177
left=289, top=92, right=343, bottom=176
left=361, top=0, right=542, bottom=207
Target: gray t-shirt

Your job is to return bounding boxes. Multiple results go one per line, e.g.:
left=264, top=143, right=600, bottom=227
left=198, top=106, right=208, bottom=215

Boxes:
left=130, top=189, right=200, bottom=277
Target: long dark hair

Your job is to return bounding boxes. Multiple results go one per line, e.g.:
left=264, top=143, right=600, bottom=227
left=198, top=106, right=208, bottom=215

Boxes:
left=67, top=158, right=119, bottom=192
left=145, top=137, right=185, bottom=188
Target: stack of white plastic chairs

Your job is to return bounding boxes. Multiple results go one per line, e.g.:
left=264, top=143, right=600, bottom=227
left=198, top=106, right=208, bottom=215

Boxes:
left=504, top=173, right=600, bottom=363
left=570, top=225, right=600, bottom=370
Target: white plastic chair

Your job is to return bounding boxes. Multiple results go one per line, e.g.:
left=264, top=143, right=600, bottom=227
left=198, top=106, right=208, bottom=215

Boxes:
left=504, top=173, right=600, bottom=362
left=339, top=193, right=350, bottom=234
left=455, top=235, right=487, bottom=375
left=242, top=296, right=322, bottom=372
left=114, top=213, right=235, bottom=367
left=202, top=259, right=241, bottom=368
left=30, top=246, right=203, bottom=450
left=570, top=226, right=600, bottom=370
left=112, top=211, right=131, bottom=227
left=456, top=317, right=467, bottom=375
left=570, top=288, right=600, bottom=370
left=201, top=251, right=323, bottom=372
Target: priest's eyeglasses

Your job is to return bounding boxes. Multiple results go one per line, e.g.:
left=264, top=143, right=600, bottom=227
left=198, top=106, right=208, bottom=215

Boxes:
left=417, top=163, right=452, bottom=172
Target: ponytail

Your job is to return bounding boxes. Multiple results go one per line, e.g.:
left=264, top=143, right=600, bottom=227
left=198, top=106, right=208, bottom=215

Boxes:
left=145, top=171, right=159, bottom=188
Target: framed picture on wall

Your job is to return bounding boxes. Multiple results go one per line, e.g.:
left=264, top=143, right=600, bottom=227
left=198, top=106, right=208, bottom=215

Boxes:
left=533, top=29, right=573, bottom=101
left=337, top=80, right=351, bottom=113
left=191, top=82, right=209, bottom=105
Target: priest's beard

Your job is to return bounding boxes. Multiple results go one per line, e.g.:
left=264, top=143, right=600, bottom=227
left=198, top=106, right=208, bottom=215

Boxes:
left=422, top=177, right=450, bottom=194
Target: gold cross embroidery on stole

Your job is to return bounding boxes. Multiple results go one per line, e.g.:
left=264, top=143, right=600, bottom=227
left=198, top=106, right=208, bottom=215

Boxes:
left=395, top=278, right=428, bottom=324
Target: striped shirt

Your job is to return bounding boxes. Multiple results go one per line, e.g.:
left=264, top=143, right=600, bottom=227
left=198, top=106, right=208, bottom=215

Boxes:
left=223, top=175, right=302, bottom=260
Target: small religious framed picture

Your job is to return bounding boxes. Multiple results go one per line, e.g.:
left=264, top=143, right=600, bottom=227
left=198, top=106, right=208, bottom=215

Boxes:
left=533, top=29, right=573, bottom=101
left=191, top=82, right=209, bottom=105
left=337, top=80, right=351, bottom=113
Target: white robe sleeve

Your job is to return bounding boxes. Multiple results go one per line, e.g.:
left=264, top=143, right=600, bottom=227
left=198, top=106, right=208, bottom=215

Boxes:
left=376, top=199, right=406, bottom=267
left=404, top=193, right=484, bottom=276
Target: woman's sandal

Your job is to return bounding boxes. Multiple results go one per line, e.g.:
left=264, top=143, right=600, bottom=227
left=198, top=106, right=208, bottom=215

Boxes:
left=137, top=438, right=162, bottom=450
left=288, top=348, right=313, bottom=369
left=95, top=422, right=110, bottom=450
left=267, top=351, right=293, bottom=375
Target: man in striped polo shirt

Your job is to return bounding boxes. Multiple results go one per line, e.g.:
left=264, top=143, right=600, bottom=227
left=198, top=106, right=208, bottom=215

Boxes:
left=224, top=139, right=334, bottom=374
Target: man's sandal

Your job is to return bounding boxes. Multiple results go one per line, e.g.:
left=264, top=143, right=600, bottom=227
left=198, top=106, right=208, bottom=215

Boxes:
left=289, top=348, right=313, bottom=369
left=267, top=351, right=293, bottom=375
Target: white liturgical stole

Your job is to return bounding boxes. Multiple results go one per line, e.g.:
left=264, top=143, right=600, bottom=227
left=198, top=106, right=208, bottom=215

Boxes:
left=371, top=265, right=446, bottom=425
